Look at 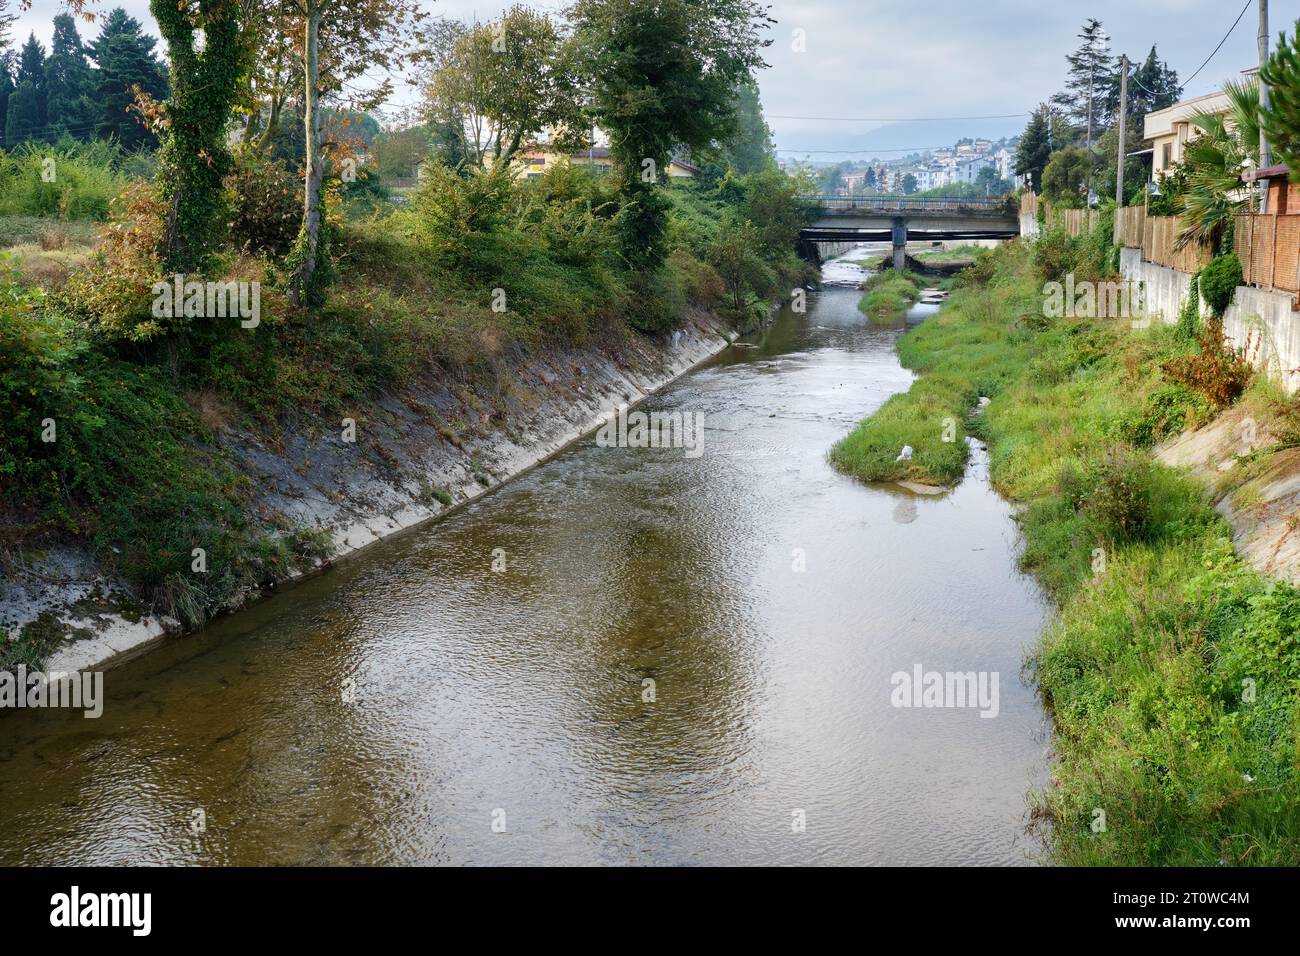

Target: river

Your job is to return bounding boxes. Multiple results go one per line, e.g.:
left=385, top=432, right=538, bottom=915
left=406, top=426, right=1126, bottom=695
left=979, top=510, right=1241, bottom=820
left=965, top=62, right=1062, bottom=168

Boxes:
left=0, top=249, right=1051, bottom=865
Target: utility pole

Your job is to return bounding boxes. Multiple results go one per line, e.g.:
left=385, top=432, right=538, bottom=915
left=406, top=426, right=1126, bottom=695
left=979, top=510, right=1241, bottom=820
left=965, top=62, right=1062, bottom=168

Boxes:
left=1258, top=0, right=1271, bottom=213
left=1116, top=55, right=1128, bottom=205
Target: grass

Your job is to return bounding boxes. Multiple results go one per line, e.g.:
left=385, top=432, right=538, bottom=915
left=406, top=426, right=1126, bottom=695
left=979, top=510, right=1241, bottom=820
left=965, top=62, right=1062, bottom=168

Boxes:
left=858, top=268, right=924, bottom=321
left=832, top=239, right=1300, bottom=865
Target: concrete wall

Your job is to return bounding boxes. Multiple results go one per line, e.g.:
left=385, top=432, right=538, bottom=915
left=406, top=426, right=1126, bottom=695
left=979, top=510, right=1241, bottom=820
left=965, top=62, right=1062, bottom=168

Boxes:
left=1120, top=247, right=1300, bottom=393
left=1020, top=214, right=1039, bottom=239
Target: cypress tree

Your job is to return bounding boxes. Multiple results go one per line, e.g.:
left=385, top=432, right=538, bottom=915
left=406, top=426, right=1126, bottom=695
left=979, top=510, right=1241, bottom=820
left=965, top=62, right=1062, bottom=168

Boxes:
left=87, top=8, right=168, bottom=150
left=45, top=13, right=96, bottom=141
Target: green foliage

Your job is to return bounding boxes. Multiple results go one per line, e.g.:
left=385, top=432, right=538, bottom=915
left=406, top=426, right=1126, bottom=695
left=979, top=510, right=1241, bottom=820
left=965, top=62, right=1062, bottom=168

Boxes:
left=1041, top=146, right=1093, bottom=206
left=1198, top=252, right=1242, bottom=318
left=151, top=0, right=248, bottom=272
left=85, top=8, right=169, bottom=151
left=226, top=148, right=301, bottom=256
left=858, top=269, right=922, bottom=320
left=1177, top=271, right=1201, bottom=340
left=1259, top=22, right=1300, bottom=181
left=570, top=0, right=771, bottom=263
left=0, top=140, right=127, bottom=219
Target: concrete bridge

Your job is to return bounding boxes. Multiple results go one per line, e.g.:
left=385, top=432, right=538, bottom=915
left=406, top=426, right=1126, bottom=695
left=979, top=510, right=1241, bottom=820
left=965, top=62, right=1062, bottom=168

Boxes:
left=797, top=195, right=1020, bottom=267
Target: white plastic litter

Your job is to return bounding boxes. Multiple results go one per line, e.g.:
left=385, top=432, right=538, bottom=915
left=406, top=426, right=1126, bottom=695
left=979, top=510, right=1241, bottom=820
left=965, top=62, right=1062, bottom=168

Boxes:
left=896, top=445, right=913, bottom=462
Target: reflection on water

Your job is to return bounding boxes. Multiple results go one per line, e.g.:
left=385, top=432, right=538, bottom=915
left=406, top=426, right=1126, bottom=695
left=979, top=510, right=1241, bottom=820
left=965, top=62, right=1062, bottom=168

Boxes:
left=0, top=249, right=1050, bottom=866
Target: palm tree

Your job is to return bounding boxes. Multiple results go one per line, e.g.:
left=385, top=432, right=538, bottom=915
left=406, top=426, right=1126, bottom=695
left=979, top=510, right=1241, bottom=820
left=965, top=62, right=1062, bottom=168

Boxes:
left=1175, top=79, right=1260, bottom=250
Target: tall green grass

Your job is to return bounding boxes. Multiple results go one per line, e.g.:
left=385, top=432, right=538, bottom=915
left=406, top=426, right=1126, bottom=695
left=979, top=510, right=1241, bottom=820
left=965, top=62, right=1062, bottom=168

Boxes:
left=0, top=140, right=132, bottom=220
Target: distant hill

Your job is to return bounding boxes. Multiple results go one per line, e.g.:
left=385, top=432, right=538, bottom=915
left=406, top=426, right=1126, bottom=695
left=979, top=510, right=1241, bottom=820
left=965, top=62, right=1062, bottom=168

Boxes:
left=776, top=116, right=1028, bottom=162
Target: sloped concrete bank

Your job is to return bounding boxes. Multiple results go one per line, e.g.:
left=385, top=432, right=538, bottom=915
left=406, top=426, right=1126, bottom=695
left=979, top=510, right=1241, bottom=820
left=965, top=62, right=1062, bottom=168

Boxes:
left=2, top=310, right=732, bottom=676
left=1157, top=405, right=1300, bottom=586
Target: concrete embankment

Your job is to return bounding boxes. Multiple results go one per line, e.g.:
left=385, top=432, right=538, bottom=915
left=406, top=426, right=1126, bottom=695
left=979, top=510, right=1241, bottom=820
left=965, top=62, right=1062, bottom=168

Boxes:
left=3, top=311, right=732, bottom=675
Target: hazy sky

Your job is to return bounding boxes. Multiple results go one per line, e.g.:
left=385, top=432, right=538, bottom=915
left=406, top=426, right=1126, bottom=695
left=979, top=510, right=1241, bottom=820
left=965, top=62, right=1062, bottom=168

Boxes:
left=11, top=0, right=1300, bottom=157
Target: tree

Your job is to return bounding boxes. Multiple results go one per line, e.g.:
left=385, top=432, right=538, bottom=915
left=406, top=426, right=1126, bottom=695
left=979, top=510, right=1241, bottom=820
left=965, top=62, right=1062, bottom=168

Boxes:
left=724, top=78, right=774, bottom=174
left=87, top=8, right=168, bottom=150
left=901, top=172, right=917, bottom=194
left=421, top=7, right=582, bottom=170
left=1260, top=23, right=1300, bottom=181
left=569, top=0, right=773, bottom=267
left=4, top=32, right=44, bottom=144
left=863, top=166, right=876, bottom=189
left=1176, top=79, right=1261, bottom=249
left=1015, top=104, right=1060, bottom=192
left=1041, top=146, right=1092, bottom=205
left=0, top=0, right=15, bottom=136
left=150, top=0, right=249, bottom=273
left=44, top=13, right=95, bottom=141
left=1051, top=18, right=1111, bottom=147
left=280, top=0, right=425, bottom=306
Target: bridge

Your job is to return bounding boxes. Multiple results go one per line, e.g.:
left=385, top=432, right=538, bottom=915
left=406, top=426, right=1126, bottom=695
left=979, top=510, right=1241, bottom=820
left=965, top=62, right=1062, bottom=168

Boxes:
left=797, top=195, right=1021, bottom=267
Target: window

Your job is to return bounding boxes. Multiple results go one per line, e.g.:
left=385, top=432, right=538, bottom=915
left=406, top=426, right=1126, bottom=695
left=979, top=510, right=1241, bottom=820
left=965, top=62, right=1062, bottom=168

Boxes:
left=1161, top=143, right=1172, bottom=170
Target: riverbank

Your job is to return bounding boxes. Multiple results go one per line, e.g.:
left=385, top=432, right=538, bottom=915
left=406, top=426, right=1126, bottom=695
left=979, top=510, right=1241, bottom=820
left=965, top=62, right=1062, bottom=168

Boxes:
left=830, top=240, right=1300, bottom=865
left=1, top=310, right=732, bottom=677
left=2, top=166, right=814, bottom=677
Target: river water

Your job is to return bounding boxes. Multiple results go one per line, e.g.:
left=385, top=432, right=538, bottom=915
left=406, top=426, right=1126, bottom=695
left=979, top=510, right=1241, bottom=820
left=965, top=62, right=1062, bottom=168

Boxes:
left=0, top=249, right=1050, bottom=866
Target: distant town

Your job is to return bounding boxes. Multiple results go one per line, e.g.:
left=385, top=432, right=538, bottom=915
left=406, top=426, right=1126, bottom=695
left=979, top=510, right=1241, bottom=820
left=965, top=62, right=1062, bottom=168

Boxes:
left=783, top=136, right=1021, bottom=196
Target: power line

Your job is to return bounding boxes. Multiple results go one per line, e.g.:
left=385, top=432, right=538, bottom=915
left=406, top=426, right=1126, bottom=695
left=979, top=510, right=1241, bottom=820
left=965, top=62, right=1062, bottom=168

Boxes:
left=1181, top=0, right=1251, bottom=88
left=773, top=146, right=945, bottom=154
left=765, top=112, right=1030, bottom=123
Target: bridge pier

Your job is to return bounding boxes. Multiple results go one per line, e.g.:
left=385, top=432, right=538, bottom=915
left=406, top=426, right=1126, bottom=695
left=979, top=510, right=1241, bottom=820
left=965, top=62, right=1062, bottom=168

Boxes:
left=891, top=217, right=907, bottom=271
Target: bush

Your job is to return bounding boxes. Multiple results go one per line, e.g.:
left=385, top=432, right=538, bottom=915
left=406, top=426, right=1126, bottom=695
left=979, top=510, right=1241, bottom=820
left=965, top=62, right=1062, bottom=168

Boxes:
left=226, top=150, right=301, bottom=257
left=1198, top=252, right=1243, bottom=318
left=1162, top=318, right=1252, bottom=408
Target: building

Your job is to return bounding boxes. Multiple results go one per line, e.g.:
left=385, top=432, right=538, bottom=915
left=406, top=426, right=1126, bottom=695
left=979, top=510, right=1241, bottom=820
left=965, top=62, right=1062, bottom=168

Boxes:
left=515, top=146, right=696, bottom=180
left=1144, top=89, right=1233, bottom=178
left=1243, top=163, right=1300, bottom=214
left=993, top=147, right=1014, bottom=181
left=953, top=155, right=993, bottom=185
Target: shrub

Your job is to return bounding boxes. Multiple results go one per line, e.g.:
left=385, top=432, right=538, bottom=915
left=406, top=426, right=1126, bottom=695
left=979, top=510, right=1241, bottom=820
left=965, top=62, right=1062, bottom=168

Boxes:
left=1198, top=252, right=1243, bottom=318
left=1162, top=317, right=1252, bottom=408
left=226, top=150, right=301, bottom=257
left=61, top=182, right=168, bottom=341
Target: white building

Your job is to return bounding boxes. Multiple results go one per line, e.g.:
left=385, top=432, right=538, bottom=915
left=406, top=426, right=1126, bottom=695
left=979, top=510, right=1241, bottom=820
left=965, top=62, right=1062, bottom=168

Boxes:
left=993, top=148, right=1013, bottom=181
left=953, top=155, right=993, bottom=186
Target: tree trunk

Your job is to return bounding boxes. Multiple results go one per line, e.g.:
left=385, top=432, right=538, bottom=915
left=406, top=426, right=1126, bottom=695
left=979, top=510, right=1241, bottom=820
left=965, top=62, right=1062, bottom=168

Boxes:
left=290, top=6, right=322, bottom=305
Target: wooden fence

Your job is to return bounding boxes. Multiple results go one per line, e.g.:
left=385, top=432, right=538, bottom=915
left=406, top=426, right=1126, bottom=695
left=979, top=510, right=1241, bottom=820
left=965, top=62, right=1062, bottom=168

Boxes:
left=1235, top=213, right=1300, bottom=293
left=1141, top=215, right=1214, bottom=273
left=1113, top=205, right=1145, bottom=248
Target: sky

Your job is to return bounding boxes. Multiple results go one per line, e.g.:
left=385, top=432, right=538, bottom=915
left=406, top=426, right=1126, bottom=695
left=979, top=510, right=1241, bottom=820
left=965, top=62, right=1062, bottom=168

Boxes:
left=10, top=0, right=1300, bottom=159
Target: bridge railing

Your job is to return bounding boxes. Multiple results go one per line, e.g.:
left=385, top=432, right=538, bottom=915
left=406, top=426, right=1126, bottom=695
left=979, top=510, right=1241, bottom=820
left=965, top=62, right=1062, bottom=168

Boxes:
left=799, top=195, right=1014, bottom=215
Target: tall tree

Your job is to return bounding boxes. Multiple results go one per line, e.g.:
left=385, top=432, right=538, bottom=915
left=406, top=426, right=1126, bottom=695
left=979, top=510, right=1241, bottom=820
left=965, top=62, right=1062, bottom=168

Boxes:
left=44, top=13, right=95, bottom=140
left=151, top=0, right=249, bottom=273
left=0, top=1, right=15, bottom=132
left=87, top=8, right=168, bottom=149
left=1014, top=104, right=1059, bottom=192
left=4, top=32, right=45, bottom=143
left=568, top=0, right=773, bottom=267
left=724, top=77, right=775, bottom=174
left=1052, top=18, right=1112, bottom=148
left=421, top=6, right=583, bottom=170
left=1259, top=23, right=1300, bottom=180
left=280, top=0, right=425, bottom=306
